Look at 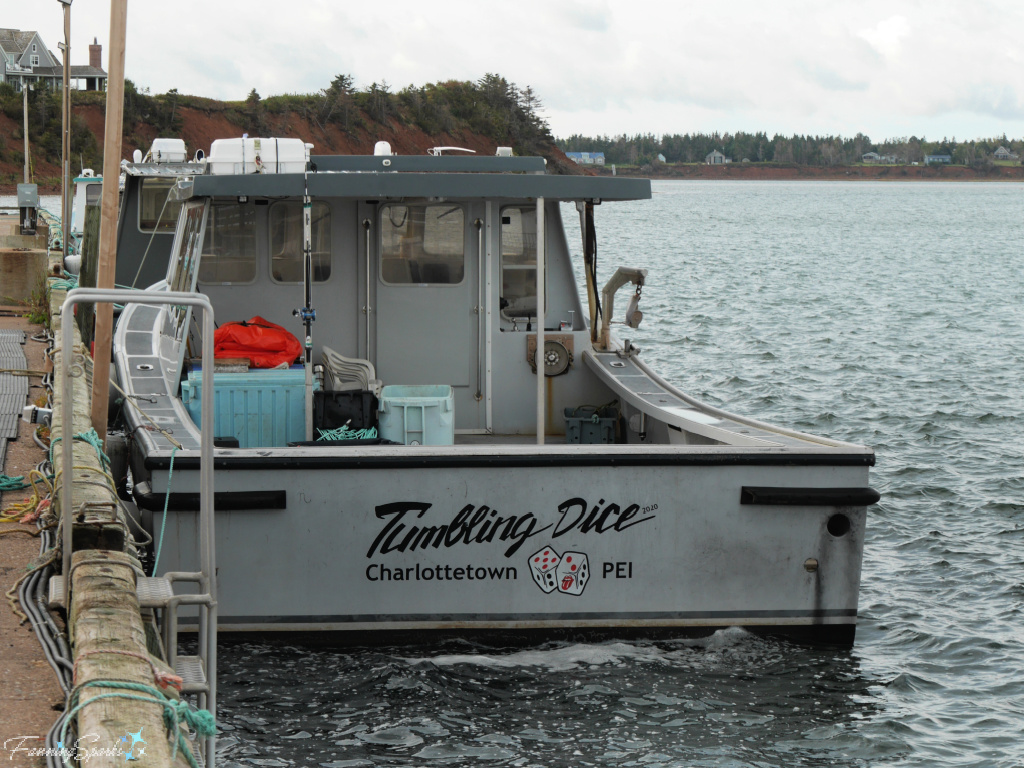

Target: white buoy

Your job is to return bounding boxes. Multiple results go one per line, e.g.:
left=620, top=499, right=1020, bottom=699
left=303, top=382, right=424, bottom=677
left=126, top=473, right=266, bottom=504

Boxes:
left=64, top=252, right=81, bottom=275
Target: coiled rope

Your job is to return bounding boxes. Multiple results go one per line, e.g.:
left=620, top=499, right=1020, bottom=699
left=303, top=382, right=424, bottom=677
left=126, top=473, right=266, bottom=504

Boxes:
left=317, top=425, right=378, bottom=441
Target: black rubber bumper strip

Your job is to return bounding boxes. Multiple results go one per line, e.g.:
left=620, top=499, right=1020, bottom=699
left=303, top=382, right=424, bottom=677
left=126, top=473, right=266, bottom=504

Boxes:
left=133, top=481, right=287, bottom=512
left=740, top=486, right=881, bottom=506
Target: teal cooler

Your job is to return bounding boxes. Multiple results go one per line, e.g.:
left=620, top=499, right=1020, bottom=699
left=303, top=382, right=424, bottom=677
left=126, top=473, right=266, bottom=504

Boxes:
left=378, top=385, right=454, bottom=445
left=181, top=366, right=318, bottom=448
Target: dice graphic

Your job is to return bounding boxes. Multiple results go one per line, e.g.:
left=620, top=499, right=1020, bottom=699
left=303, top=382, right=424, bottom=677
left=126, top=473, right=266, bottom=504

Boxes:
left=529, top=546, right=561, bottom=593
left=555, top=552, right=590, bottom=596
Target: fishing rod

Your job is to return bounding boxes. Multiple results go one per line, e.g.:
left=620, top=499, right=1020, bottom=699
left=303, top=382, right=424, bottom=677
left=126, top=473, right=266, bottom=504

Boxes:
left=294, top=160, right=316, bottom=441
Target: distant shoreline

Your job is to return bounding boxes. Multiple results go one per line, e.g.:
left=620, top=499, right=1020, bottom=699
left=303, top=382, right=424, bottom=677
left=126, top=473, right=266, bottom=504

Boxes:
left=4, top=160, right=1022, bottom=197
left=592, top=162, right=1024, bottom=182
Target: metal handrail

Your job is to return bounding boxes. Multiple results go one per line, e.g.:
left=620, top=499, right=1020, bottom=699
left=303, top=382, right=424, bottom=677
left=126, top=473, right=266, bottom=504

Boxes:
left=59, top=287, right=217, bottom=765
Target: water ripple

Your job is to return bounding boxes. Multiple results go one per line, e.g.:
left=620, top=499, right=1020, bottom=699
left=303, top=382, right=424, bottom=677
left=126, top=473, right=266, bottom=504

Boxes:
left=210, top=182, right=1024, bottom=768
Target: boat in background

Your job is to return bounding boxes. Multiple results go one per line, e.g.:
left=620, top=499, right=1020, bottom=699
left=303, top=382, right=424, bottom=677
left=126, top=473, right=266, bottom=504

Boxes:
left=112, top=137, right=879, bottom=647
left=64, top=138, right=204, bottom=283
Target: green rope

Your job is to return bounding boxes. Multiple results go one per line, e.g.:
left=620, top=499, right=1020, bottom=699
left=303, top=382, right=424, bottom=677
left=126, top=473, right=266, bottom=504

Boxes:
left=50, top=273, right=79, bottom=291
left=50, top=428, right=111, bottom=470
left=317, top=425, right=378, bottom=441
left=0, top=474, right=30, bottom=491
left=60, top=679, right=215, bottom=768
left=151, top=446, right=178, bottom=575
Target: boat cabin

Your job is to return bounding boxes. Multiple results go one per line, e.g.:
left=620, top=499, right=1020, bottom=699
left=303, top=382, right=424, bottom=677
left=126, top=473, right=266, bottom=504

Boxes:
left=160, top=147, right=652, bottom=442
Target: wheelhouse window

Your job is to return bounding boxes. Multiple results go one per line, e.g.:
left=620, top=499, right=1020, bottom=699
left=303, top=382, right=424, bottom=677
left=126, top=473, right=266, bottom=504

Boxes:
left=139, top=178, right=184, bottom=232
left=197, top=202, right=258, bottom=284
left=500, top=206, right=544, bottom=319
left=269, top=201, right=332, bottom=283
left=71, top=182, right=102, bottom=233
left=84, top=182, right=101, bottom=207
left=380, top=203, right=465, bottom=285
left=167, top=200, right=207, bottom=337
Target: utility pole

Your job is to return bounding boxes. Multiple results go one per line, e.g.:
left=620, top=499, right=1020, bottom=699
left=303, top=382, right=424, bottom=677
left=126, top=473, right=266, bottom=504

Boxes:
left=58, top=0, right=72, bottom=265
left=22, top=84, right=29, bottom=183
left=90, top=0, right=127, bottom=442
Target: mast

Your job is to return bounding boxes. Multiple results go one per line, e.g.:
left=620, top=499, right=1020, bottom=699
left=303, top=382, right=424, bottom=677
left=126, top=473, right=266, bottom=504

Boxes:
left=536, top=197, right=545, bottom=444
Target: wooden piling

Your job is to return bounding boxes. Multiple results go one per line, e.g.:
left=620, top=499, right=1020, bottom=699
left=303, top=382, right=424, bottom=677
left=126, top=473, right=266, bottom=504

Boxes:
left=76, top=205, right=101, bottom=348
left=70, top=551, right=192, bottom=768
left=48, top=281, right=126, bottom=553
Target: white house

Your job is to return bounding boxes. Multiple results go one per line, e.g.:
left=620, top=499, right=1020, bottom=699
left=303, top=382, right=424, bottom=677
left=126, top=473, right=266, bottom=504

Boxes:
left=565, top=152, right=606, bottom=167
left=0, top=28, right=107, bottom=92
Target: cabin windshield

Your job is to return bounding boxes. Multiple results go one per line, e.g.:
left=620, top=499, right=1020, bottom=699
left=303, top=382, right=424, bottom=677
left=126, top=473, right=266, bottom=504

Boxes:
left=139, top=178, right=184, bottom=232
left=198, top=202, right=258, bottom=284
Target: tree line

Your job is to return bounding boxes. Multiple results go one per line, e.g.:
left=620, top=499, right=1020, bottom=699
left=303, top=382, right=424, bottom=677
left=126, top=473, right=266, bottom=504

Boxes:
left=0, top=80, right=98, bottom=177
left=558, top=131, right=1024, bottom=168
left=0, top=72, right=552, bottom=178
left=243, top=72, right=552, bottom=156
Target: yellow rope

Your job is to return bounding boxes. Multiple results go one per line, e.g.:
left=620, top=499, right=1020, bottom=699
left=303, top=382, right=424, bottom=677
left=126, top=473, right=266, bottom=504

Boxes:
left=1, top=469, right=54, bottom=521
left=0, top=527, right=39, bottom=537
left=109, top=378, right=183, bottom=449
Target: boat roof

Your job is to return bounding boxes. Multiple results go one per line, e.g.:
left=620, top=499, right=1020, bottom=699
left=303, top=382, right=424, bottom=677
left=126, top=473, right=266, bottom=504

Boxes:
left=122, top=162, right=206, bottom=178
left=186, top=154, right=651, bottom=201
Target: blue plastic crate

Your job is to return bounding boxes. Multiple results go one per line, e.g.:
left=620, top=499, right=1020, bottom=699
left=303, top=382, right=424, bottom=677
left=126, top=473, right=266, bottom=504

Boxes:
left=378, top=385, right=454, bottom=446
left=181, top=366, right=318, bottom=448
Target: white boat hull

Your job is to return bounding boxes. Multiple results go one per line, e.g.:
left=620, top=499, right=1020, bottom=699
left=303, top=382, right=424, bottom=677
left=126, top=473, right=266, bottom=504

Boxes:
left=136, top=451, right=869, bottom=644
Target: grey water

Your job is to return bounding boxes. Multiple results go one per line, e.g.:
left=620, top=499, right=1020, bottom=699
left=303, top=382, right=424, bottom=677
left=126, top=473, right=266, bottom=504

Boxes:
left=18, top=182, right=1024, bottom=766
left=211, top=180, right=1024, bottom=768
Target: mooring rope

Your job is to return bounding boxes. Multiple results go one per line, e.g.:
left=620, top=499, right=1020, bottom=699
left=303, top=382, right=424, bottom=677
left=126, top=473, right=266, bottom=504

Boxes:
left=150, top=446, right=178, bottom=575
left=60, top=679, right=214, bottom=768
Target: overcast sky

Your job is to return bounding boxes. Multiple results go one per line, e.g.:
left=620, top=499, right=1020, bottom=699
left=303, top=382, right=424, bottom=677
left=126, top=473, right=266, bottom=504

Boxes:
left=4, top=0, right=1023, bottom=142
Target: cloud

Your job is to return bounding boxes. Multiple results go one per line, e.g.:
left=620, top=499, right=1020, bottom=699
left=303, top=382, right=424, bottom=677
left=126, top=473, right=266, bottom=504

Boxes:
left=799, top=63, right=870, bottom=93
left=6, top=0, right=1023, bottom=140
left=857, top=16, right=912, bottom=61
left=950, top=85, right=1024, bottom=121
left=555, top=0, right=613, bottom=33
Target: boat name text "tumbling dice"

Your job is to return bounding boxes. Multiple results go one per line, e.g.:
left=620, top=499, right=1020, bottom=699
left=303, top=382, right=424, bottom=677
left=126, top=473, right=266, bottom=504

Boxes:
left=366, top=497, right=657, bottom=559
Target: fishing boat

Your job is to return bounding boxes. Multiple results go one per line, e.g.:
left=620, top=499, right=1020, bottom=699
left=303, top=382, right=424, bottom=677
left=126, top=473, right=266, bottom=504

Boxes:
left=63, top=167, right=101, bottom=266
left=64, top=138, right=203, bottom=283
left=112, top=137, right=878, bottom=646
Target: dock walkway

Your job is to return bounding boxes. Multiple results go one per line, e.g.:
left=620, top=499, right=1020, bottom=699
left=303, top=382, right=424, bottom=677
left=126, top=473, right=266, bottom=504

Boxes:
left=2, top=233, right=201, bottom=766
left=0, top=313, right=62, bottom=768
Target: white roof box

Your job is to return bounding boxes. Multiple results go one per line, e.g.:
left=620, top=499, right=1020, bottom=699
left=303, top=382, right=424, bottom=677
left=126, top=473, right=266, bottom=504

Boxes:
left=207, top=137, right=311, bottom=175
left=147, top=138, right=187, bottom=164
